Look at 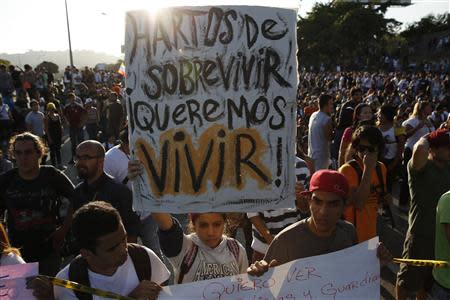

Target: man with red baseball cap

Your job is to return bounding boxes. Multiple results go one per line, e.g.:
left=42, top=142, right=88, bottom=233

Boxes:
left=396, top=128, right=450, bottom=300
left=248, top=170, right=391, bottom=276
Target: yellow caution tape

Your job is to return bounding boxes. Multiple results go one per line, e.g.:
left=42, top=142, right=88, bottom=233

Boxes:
left=392, top=258, right=450, bottom=268
left=41, top=275, right=134, bottom=300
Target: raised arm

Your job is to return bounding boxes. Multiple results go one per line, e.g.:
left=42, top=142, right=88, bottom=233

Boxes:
left=410, top=135, right=429, bottom=171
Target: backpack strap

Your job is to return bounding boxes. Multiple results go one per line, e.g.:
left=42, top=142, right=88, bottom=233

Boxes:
left=68, top=244, right=151, bottom=300
left=348, top=159, right=386, bottom=193
left=348, top=160, right=363, bottom=185
left=347, top=159, right=362, bottom=229
left=68, top=255, right=92, bottom=300
left=177, top=243, right=199, bottom=284
left=375, top=163, right=386, bottom=196
left=226, top=239, right=240, bottom=263
left=127, top=243, right=152, bottom=282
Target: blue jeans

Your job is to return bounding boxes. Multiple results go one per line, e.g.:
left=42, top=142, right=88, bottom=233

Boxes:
left=140, top=215, right=163, bottom=259
left=69, top=126, right=84, bottom=157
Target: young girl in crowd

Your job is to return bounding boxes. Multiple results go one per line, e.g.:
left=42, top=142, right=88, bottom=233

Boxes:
left=338, top=103, right=374, bottom=167
left=128, top=161, right=248, bottom=284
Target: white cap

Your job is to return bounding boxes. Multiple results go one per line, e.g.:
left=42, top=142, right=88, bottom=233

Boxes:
left=85, top=98, right=93, bottom=104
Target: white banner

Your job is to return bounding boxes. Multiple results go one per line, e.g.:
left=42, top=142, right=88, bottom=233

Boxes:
left=159, top=238, right=380, bottom=300
left=0, top=262, right=38, bottom=300
left=125, top=6, right=298, bottom=212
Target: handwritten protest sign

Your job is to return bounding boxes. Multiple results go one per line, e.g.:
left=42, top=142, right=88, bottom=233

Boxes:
left=125, top=6, right=298, bottom=212
left=0, top=262, right=38, bottom=300
left=159, top=238, right=380, bottom=300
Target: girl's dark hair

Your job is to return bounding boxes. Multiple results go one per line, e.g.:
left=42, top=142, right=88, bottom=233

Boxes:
left=351, top=125, right=385, bottom=160
left=187, top=213, right=229, bottom=235
left=319, top=94, right=332, bottom=109
left=72, top=201, right=121, bottom=253
left=379, top=105, right=396, bottom=123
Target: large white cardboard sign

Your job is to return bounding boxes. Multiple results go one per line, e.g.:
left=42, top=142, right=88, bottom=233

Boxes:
left=125, top=6, right=298, bottom=212
left=159, top=238, right=380, bottom=300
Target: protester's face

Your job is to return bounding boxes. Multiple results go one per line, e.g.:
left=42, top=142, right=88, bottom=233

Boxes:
left=31, top=103, right=39, bottom=112
left=355, top=138, right=377, bottom=160
left=308, top=190, right=344, bottom=237
left=353, top=92, right=363, bottom=102
left=194, top=213, right=225, bottom=248
left=324, top=99, right=334, bottom=115
left=75, top=145, right=103, bottom=180
left=90, top=222, right=128, bottom=270
left=359, top=107, right=373, bottom=122
left=14, top=140, right=41, bottom=172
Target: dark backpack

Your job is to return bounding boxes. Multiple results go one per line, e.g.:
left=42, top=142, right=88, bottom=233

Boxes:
left=177, top=238, right=240, bottom=284
left=68, top=243, right=151, bottom=300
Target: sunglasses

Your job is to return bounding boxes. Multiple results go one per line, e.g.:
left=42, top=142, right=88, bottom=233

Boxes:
left=356, top=144, right=377, bottom=153
left=74, top=154, right=101, bottom=163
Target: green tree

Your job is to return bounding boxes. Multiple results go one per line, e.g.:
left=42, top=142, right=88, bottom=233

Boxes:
left=297, top=2, right=400, bottom=70
left=401, top=13, right=450, bottom=40
left=37, top=61, right=59, bottom=74
left=0, top=58, right=11, bottom=66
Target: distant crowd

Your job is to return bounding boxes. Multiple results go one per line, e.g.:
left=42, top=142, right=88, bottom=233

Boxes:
left=0, top=64, right=449, bottom=299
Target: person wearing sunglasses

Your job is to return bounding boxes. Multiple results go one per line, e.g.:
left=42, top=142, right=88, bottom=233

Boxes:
left=339, top=124, right=387, bottom=243
left=72, top=140, right=140, bottom=246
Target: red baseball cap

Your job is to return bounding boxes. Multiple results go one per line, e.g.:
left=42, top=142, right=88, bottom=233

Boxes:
left=306, top=170, right=349, bottom=199
left=428, top=128, right=450, bottom=149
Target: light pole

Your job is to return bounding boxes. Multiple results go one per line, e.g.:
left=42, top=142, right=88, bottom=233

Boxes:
left=65, top=0, right=74, bottom=68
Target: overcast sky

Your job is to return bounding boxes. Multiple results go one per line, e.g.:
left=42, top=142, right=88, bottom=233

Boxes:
left=1, top=0, right=448, bottom=56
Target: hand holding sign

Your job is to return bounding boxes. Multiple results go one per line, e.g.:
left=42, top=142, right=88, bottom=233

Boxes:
left=0, top=263, right=38, bottom=300
left=125, top=6, right=298, bottom=213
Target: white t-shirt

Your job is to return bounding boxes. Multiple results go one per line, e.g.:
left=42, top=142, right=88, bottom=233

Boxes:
left=402, top=117, right=434, bottom=150
left=381, top=127, right=397, bottom=160
left=168, top=234, right=248, bottom=284
left=308, top=111, right=331, bottom=163
left=54, top=247, right=170, bottom=300
left=104, top=145, right=131, bottom=190
left=0, top=104, right=10, bottom=120
left=0, top=252, right=25, bottom=266
left=25, top=111, right=45, bottom=137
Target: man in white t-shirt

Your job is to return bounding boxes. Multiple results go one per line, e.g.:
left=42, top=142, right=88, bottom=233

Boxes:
left=308, top=94, right=333, bottom=170
left=25, top=100, right=45, bottom=137
left=28, top=201, right=170, bottom=300
left=30, top=201, right=170, bottom=300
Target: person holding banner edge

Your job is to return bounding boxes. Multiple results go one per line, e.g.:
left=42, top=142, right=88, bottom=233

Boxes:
left=247, top=169, right=392, bottom=277
left=128, top=160, right=249, bottom=284
left=29, top=201, right=170, bottom=300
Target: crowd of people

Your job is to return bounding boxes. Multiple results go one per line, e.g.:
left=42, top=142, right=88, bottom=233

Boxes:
left=0, top=63, right=449, bottom=299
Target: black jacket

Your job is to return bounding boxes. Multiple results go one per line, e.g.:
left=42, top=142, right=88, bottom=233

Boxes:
left=74, top=172, right=140, bottom=237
